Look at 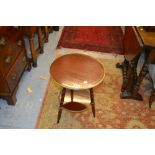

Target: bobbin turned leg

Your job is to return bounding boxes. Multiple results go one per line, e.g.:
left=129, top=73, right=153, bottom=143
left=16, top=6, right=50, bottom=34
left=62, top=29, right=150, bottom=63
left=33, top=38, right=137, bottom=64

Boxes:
left=90, top=88, right=95, bottom=117
left=57, top=88, right=66, bottom=123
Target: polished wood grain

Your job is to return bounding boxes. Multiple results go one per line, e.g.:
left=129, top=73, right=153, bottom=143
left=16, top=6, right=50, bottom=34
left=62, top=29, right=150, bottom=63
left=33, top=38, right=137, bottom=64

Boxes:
left=50, top=53, right=104, bottom=90
left=0, top=26, right=30, bottom=105
left=136, top=26, right=155, bottom=48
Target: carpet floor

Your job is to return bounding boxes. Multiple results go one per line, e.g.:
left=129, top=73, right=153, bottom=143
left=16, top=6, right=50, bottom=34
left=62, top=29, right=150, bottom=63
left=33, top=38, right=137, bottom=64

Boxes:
left=36, top=54, right=155, bottom=129
left=57, top=26, right=123, bottom=54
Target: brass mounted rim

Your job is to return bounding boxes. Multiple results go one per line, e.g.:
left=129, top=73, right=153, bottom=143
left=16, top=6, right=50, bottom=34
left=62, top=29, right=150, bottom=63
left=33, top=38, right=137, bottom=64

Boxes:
left=51, top=53, right=105, bottom=90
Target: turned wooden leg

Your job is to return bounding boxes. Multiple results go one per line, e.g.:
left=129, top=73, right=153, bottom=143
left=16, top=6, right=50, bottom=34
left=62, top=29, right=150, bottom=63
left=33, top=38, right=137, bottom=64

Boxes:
left=29, top=36, right=37, bottom=67
left=117, top=59, right=133, bottom=98
left=123, top=55, right=140, bottom=96
left=44, top=26, right=49, bottom=43
left=131, top=54, right=140, bottom=82
left=132, top=61, right=149, bottom=100
left=57, top=88, right=66, bottom=123
left=90, top=88, right=95, bottom=117
left=38, top=27, right=44, bottom=54
left=121, top=59, right=129, bottom=92
left=116, top=58, right=129, bottom=92
left=70, top=89, right=74, bottom=102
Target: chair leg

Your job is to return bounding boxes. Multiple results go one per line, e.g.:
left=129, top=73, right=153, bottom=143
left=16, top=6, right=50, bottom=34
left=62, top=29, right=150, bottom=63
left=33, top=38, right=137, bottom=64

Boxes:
left=57, top=88, right=66, bottom=123
left=90, top=88, right=95, bottom=117
left=29, top=36, right=37, bottom=67
left=38, top=27, right=44, bottom=54
left=44, top=26, right=49, bottom=43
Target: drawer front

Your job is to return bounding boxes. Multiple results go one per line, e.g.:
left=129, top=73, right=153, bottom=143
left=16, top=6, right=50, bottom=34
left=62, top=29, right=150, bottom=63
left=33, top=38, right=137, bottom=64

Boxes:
left=0, top=30, right=24, bottom=75
left=6, top=51, right=27, bottom=92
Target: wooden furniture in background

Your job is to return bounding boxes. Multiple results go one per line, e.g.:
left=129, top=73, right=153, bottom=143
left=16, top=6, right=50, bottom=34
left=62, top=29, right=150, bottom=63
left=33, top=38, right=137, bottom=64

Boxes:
left=21, top=26, right=44, bottom=67
left=53, top=26, right=59, bottom=31
left=117, top=26, right=155, bottom=107
left=50, top=53, right=105, bottom=123
left=0, top=26, right=31, bottom=105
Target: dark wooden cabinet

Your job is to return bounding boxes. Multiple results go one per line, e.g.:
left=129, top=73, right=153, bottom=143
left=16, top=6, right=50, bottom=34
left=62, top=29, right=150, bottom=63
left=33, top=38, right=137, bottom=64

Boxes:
left=0, top=26, right=30, bottom=105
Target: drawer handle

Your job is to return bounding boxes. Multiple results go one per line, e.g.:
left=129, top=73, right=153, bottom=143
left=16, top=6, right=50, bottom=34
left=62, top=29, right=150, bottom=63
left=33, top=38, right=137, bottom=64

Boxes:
left=12, top=73, right=17, bottom=80
left=22, top=56, right=26, bottom=62
left=17, top=40, right=22, bottom=46
left=0, top=37, right=6, bottom=46
left=5, top=56, right=11, bottom=64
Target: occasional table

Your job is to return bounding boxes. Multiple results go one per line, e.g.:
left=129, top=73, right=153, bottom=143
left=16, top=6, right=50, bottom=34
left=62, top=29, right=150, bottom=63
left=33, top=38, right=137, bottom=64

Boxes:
left=50, top=53, right=105, bottom=123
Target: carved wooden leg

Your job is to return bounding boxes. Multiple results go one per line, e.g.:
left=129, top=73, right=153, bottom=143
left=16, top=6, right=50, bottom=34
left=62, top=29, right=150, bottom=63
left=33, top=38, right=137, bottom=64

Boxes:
left=29, top=37, right=37, bottom=67
left=131, top=54, right=140, bottom=82
left=90, top=88, right=95, bottom=117
left=70, top=89, right=74, bottom=102
left=38, top=27, right=44, bottom=54
left=44, top=26, right=49, bottom=43
left=57, top=88, right=66, bottom=123
left=117, top=59, right=133, bottom=98
left=132, top=61, right=149, bottom=100
left=121, top=59, right=129, bottom=92
left=123, top=55, right=140, bottom=98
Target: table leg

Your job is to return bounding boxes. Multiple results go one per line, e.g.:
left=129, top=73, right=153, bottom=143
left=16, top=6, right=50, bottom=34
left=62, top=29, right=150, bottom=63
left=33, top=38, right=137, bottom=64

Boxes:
left=90, top=88, right=95, bottom=117
left=38, top=27, right=44, bottom=54
left=132, top=60, right=149, bottom=100
left=70, top=89, right=74, bottom=102
left=57, top=88, right=66, bottom=123
left=117, top=55, right=140, bottom=99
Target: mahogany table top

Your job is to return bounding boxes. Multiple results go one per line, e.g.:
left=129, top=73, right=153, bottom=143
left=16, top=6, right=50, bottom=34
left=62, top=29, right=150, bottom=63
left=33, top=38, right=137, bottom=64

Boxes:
left=50, top=53, right=105, bottom=90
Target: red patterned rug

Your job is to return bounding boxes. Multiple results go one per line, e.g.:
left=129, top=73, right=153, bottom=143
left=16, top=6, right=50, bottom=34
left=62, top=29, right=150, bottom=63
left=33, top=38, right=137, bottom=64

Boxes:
left=57, top=26, right=123, bottom=54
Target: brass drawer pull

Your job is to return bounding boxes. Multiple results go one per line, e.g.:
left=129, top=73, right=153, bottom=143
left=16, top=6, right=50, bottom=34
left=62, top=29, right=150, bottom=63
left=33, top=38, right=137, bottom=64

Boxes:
left=0, top=37, right=6, bottom=46
left=22, top=56, right=26, bottom=62
left=17, top=40, right=22, bottom=46
left=5, top=56, right=11, bottom=64
left=12, top=73, right=17, bottom=80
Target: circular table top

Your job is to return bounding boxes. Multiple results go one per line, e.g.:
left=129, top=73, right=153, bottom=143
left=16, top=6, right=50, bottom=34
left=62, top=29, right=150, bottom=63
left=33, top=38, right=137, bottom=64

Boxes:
left=50, top=53, right=105, bottom=90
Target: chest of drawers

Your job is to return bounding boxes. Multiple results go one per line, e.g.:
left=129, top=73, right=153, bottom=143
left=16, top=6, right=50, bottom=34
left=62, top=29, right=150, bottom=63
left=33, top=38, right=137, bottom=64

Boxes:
left=0, top=26, right=31, bottom=105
